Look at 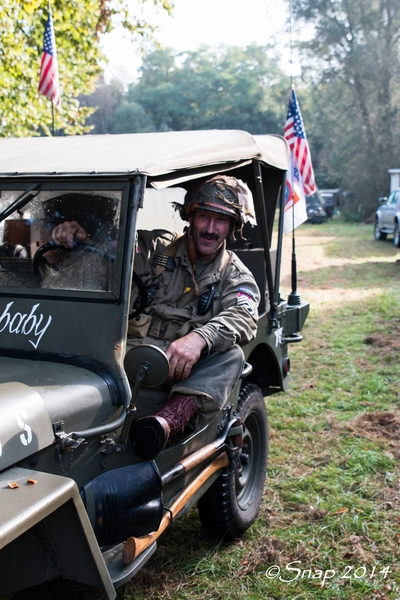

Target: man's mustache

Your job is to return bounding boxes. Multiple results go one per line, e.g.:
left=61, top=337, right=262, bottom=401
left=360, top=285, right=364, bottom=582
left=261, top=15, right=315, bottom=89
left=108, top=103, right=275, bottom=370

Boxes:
left=199, top=231, right=219, bottom=241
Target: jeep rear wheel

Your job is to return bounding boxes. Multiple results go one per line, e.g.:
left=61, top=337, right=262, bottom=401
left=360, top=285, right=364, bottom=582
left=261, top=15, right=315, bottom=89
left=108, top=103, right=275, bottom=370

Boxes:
left=394, top=222, right=400, bottom=248
left=197, top=383, right=268, bottom=540
left=374, top=219, right=387, bottom=241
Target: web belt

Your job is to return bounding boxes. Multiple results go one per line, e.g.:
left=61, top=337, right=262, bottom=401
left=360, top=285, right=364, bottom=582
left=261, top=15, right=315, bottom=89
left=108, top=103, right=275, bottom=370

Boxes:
left=148, top=318, right=181, bottom=340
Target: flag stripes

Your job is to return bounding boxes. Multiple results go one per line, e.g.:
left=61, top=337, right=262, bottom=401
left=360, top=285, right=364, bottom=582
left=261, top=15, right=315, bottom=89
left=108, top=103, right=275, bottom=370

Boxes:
left=38, top=11, right=61, bottom=106
left=283, top=88, right=316, bottom=234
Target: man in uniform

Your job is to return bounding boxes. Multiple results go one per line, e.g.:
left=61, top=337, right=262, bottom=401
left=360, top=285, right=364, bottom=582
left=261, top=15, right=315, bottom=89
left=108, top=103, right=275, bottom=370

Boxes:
left=51, top=175, right=260, bottom=459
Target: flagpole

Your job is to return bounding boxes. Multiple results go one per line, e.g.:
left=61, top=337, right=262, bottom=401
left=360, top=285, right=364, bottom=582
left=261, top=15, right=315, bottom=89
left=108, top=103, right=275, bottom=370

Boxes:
left=289, top=0, right=293, bottom=88
left=49, top=1, right=54, bottom=136
left=38, top=0, right=61, bottom=136
left=48, top=0, right=54, bottom=137
left=287, top=2, right=302, bottom=306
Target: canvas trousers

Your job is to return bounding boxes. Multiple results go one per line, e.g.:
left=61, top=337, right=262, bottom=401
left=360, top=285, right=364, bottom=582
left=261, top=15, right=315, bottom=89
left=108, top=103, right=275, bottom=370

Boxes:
left=134, top=345, right=244, bottom=429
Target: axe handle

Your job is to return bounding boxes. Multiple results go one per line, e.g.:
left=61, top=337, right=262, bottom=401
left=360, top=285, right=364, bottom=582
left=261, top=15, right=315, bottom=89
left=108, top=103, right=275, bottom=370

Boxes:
left=161, top=417, right=241, bottom=486
left=123, top=452, right=229, bottom=564
left=178, top=440, right=222, bottom=471
left=161, top=440, right=222, bottom=485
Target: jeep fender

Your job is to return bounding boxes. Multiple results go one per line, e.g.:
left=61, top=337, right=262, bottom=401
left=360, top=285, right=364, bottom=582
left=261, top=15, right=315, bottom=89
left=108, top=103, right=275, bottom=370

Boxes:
left=0, top=466, right=157, bottom=597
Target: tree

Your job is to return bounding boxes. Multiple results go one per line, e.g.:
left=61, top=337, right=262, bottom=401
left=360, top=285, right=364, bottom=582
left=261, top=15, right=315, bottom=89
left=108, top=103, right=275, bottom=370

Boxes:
left=81, top=75, right=124, bottom=134
left=110, top=101, right=155, bottom=133
left=291, top=0, right=400, bottom=213
left=0, top=0, right=172, bottom=137
left=109, top=44, right=290, bottom=135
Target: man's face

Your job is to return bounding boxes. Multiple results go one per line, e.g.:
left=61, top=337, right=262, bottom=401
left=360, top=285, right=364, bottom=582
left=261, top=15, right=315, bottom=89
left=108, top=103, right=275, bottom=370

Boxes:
left=190, top=210, right=232, bottom=261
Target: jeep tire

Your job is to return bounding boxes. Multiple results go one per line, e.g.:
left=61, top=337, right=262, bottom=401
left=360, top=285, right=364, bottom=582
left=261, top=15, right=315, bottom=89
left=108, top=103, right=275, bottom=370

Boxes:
left=197, top=383, right=268, bottom=540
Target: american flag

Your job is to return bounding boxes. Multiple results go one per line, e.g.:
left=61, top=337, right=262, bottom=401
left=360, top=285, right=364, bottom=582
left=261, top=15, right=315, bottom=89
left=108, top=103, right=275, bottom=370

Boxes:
left=38, top=11, right=61, bottom=106
left=283, top=88, right=315, bottom=233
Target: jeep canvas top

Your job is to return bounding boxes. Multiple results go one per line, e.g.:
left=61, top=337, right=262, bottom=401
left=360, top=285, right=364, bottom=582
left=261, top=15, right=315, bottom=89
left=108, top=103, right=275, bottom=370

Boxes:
left=0, top=130, right=308, bottom=599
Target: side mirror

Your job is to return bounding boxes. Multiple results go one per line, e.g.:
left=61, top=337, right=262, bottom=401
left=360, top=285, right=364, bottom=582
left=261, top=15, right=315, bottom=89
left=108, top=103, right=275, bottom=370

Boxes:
left=378, top=197, right=387, bottom=204
left=124, top=344, right=170, bottom=388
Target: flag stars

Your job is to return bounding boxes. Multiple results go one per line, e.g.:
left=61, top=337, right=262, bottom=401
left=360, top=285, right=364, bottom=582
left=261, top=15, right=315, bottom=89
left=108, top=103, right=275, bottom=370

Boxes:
left=292, top=106, right=306, bottom=139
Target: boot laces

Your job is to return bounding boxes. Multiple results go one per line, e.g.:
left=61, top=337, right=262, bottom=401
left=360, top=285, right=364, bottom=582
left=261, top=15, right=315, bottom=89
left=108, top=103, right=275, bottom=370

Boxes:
left=161, top=396, right=197, bottom=433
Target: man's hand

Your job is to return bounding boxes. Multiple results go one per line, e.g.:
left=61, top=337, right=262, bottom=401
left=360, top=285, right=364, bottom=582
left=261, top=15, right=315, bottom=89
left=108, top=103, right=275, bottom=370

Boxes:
left=166, top=331, right=207, bottom=380
left=51, top=221, right=88, bottom=248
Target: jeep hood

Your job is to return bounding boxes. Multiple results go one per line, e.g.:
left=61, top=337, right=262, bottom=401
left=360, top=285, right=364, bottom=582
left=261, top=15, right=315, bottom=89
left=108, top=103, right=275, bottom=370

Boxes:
left=0, top=357, right=116, bottom=472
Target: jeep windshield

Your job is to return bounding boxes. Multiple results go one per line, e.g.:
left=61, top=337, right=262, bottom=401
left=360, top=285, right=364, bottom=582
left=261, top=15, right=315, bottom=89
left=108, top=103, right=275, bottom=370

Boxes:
left=0, top=184, right=124, bottom=294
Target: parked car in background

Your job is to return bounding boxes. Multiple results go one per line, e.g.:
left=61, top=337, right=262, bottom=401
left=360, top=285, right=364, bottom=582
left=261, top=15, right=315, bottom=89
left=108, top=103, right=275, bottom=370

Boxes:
left=306, top=191, right=327, bottom=224
left=374, top=189, right=400, bottom=247
left=319, top=188, right=341, bottom=218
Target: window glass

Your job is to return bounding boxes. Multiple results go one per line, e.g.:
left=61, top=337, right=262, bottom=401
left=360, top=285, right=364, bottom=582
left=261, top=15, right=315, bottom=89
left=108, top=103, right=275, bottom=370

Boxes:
left=0, top=188, right=121, bottom=292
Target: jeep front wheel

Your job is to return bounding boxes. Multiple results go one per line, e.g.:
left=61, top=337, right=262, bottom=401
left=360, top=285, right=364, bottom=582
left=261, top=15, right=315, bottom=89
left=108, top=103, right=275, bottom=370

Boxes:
left=197, top=383, right=268, bottom=540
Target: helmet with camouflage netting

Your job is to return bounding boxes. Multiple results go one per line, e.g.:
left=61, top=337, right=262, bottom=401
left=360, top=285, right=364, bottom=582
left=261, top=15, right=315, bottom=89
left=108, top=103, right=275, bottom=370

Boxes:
left=175, top=175, right=257, bottom=236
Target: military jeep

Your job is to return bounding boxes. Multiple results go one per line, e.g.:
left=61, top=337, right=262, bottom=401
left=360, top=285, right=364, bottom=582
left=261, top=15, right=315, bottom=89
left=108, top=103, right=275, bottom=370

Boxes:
left=0, top=130, right=309, bottom=598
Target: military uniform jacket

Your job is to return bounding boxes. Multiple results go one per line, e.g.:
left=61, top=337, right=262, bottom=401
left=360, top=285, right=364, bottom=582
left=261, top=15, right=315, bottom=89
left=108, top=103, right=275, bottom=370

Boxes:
left=128, top=229, right=260, bottom=353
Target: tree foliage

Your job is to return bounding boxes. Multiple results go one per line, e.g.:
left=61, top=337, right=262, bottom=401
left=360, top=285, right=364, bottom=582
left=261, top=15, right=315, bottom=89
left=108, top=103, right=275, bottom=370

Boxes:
left=99, top=45, right=290, bottom=135
left=0, top=0, right=171, bottom=137
left=81, top=76, right=125, bottom=134
left=292, top=0, right=400, bottom=212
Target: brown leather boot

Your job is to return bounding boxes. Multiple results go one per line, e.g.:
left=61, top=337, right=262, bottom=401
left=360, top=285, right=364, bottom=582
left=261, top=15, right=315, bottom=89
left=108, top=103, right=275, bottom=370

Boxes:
left=132, top=393, right=198, bottom=460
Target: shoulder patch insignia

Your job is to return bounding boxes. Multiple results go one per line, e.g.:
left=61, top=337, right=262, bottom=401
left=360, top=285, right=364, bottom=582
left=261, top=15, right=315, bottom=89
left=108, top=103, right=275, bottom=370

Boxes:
left=236, top=286, right=257, bottom=315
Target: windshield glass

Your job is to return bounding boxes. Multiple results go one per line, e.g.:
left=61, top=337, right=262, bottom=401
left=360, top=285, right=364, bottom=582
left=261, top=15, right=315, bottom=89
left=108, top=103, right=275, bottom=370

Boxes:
left=0, top=187, right=122, bottom=293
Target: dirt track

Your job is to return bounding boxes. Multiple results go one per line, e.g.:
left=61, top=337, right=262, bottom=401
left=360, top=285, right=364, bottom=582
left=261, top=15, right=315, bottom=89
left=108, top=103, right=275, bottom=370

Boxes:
left=278, top=226, right=400, bottom=308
